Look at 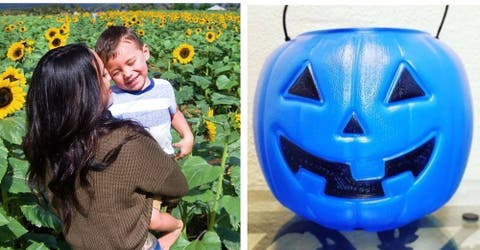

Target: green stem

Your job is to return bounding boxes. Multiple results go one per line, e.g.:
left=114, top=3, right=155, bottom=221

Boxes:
left=207, top=138, right=229, bottom=231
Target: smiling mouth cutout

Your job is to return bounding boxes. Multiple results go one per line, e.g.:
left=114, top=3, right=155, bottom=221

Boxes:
left=280, top=136, right=435, bottom=198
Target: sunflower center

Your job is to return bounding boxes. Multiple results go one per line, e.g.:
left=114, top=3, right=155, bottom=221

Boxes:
left=0, top=87, right=13, bottom=108
left=179, top=48, right=190, bottom=59
left=52, top=38, right=61, bottom=47
left=14, top=48, right=23, bottom=58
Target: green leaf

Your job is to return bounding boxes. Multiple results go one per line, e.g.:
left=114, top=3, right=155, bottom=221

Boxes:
left=184, top=241, right=206, bottom=250
left=205, top=46, right=223, bottom=55
left=0, top=208, right=28, bottom=242
left=183, top=189, right=215, bottom=204
left=216, top=226, right=240, bottom=250
left=211, top=93, right=240, bottom=106
left=190, top=75, right=211, bottom=90
left=176, top=86, right=194, bottom=105
left=0, top=114, right=26, bottom=145
left=26, top=242, right=49, bottom=250
left=21, top=204, right=61, bottom=230
left=161, top=70, right=179, bottom=80
left=213, top=65, right=232, bottom=76
left=180, top=64, right=195, bottom=74
left=200, top=231, right=221, bottom=250
left=230, top=166, right=240, bottom=196
left=0, top=246, right=15, bottom=250
left=23, top=233, right=59, bottom=250
left=227, top=137, right=240, bottom=163
left=220, top=196, right=240, bottom=230
left=0, top=140, right=8, bottom=182
left=7, top=219, right=28, bottom=238
left=192, top=57, right=208, bottom=69
left=3, top=157, right=30, bottom=194
left=181, top=156, right=223, bottom=189
left=0, top=209, right=9, bottom=227
left=216, top=75, right=238, bottom=91
left=171, top=233, right=191, bottom=250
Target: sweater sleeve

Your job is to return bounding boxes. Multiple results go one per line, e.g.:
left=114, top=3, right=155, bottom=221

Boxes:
left=119, top=132, right=189, bottom=198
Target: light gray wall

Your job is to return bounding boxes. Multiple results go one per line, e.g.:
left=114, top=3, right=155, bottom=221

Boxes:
left=247, top=5, right=480, bottom=205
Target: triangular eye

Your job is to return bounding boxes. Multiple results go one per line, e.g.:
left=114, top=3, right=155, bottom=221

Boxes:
left=387, top=68, right=425, bottom=103
left=288, top=67, right=322, bottom=101
left=343, top=113, right=365, bottom=135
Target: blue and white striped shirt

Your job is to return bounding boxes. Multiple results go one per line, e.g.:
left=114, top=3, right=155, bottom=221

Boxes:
left=109, top=78, right=177, bottom=154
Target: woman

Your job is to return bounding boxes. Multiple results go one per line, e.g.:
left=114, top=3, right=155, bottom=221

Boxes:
left=23, top=43, right=188, bottom=250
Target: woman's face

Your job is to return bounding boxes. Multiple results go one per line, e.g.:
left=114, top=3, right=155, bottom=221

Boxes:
left=92, top=50, right=112, bottom=107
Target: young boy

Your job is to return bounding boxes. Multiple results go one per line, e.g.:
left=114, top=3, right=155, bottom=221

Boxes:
left=95, top=26, right=194, bottom=249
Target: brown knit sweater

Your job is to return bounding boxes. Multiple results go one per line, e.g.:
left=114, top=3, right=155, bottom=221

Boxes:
left=54, top=128, right=188, bottom=249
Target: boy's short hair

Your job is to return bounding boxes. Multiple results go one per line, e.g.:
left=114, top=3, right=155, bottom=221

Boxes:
left=95, top=26, right=144, bottom=63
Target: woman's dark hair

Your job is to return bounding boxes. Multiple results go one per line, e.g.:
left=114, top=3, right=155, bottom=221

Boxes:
left=23, top=43, right=150, bottom=231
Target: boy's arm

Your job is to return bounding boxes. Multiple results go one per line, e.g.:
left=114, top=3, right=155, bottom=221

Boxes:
left=149, top=208, right=183, bottom=232
left=171, top=109, right=194, bottom=159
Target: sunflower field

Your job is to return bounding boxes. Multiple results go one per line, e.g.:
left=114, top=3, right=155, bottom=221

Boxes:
left=0, top=5, right=240, bottom=250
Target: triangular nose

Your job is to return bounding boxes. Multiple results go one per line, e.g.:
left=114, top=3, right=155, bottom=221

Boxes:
left=343, top=113, right=365, bottom=135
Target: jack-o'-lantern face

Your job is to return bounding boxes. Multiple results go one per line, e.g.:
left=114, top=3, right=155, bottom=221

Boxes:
left=281, top=65, right=434, bottom=199
left=254, top=28, right=472, bottom=231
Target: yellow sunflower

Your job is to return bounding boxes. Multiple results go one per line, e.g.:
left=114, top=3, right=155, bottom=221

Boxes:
left=137, top=29, right=145, bottom=36
left=173, top=43, right=195, bottom=65
left=48, top=34, right=67, bottom=50
left=185, top=28, right=192, bottom=37
left=234, top=113, right=240, bottom=129
left=205, top=108, right=216, bottom=142
left=221, top=22, right=227, bottom=30
left=26, top=39, right=35, bottom=49
left=0, top=79, right=26, bottom=119
left=0, top=67, right=27, bottom=87
left=6, top=41, right=25, bottom=62
left=59, top=25, right=69, bottom=36
left=45, top=27, right=60, bottom=40
left=61, top=23, right=70, bottom=32
left=205, top=31, right=216, bottom=43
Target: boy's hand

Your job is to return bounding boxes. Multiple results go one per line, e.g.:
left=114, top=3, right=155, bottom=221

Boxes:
left=172, top=133, right=193, bottom=159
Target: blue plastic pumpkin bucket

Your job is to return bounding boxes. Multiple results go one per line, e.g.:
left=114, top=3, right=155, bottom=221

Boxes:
left=253, top=27, right=473, bottom=231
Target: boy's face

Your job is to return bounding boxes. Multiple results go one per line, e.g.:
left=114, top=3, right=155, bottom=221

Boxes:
left=105, top=39, right=150, bottom=92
